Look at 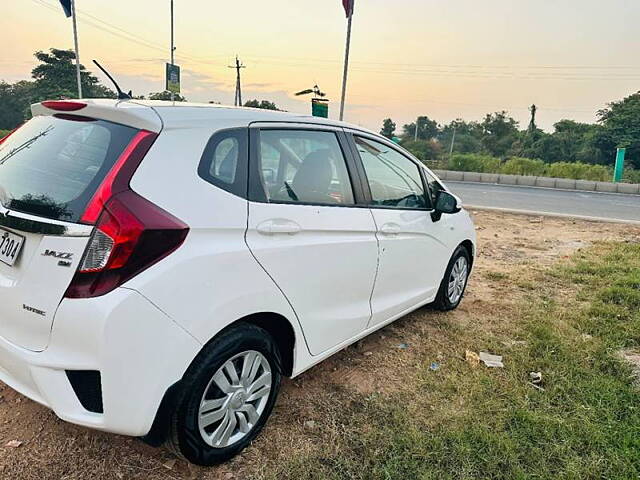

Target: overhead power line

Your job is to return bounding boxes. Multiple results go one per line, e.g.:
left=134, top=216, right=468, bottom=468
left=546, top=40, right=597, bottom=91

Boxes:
left=31, top=0, right=230, bottom=67
left=31, top=0, right=640, bottom=81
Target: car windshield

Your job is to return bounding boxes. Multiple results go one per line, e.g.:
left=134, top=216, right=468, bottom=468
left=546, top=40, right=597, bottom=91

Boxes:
left=0, top=115, right=137, bottom=222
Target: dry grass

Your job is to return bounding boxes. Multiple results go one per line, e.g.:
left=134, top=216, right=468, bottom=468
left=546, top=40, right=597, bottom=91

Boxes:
left=0, top=212, right=637, bottom=479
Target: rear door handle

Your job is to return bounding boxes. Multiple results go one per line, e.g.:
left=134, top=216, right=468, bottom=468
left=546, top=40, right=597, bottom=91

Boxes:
left=256, top=220, right=302, bottom=235
left=380, top=223, right=401, bottom=235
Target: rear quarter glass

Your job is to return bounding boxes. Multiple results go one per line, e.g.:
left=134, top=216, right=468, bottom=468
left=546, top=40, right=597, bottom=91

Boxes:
left=0, top=114, right=138, bottom=223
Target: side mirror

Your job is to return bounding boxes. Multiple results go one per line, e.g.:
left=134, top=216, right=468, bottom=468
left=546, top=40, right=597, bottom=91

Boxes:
left=431, top=191, right=461, bottom=222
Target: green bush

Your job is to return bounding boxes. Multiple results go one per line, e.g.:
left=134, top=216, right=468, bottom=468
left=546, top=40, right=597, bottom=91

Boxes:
left=0, top=130, right=10, bottom=140
left=449, top=153, right=501, bottom=173
left=623, top=168, right=640, bottom=184
left=446, top=153, right=622, bottom=182
left=500, top=157, right=546, bottom=176
left=546, top=162, right=610, bottom=181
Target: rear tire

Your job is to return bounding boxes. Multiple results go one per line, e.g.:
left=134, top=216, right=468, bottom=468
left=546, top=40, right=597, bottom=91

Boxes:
left=433, top=245, right=471, bottom=311
left=168, top=323, right=282, bottom=465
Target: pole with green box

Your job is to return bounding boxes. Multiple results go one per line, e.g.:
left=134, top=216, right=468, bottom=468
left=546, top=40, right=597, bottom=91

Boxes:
left=613, top=148, right=625, bottom=183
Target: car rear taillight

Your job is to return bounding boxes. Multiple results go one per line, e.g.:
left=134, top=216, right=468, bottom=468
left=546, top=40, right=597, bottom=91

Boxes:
left=65, top=130, right=190, bottom=298
left=81, top=130, right=157, bottom=224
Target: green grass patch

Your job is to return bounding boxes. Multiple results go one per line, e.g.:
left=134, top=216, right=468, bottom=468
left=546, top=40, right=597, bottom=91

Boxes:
left=256, top=243, right=640, bottom=480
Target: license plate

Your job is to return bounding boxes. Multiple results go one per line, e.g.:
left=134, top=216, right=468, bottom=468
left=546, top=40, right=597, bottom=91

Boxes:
left=0, top=228, right=24, bottom=267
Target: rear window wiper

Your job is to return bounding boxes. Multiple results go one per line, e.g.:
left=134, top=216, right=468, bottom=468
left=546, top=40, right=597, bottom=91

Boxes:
left=0, top=126, right=53, bottom=166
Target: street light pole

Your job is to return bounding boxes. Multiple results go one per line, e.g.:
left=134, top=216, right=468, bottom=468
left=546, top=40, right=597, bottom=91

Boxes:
left=339, top=0, right=354, bottom=121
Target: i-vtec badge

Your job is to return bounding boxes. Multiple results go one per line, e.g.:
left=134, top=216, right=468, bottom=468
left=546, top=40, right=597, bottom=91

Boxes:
left=23, top=304, right=46, bottom=316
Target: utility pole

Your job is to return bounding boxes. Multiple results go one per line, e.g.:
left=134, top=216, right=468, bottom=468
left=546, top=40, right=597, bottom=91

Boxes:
left=170, top=0, right=176, bottom=102
left=228, top=56, right=245, bottom=107
left=528, top=104, right=537, bottom=132
left=414, top=117, right=420, bottom=142
left=70, top=0, right=82, bottom=98
left=449, top=126, right=457, bottom=161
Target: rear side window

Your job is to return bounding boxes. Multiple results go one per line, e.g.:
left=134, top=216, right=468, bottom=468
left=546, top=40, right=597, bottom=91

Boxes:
left=0, top=115, right=137, bottom=222
left=198, top=128, right=248, bottom=198
left=257, top=130, right=355, bottom=206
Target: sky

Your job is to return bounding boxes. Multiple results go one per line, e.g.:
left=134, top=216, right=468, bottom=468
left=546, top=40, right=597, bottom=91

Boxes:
left=2, top=0, right=640, bottom=132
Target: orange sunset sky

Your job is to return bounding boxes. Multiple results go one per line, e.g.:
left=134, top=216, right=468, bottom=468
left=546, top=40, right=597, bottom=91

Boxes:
left=2, top=0, right=640, bottom=132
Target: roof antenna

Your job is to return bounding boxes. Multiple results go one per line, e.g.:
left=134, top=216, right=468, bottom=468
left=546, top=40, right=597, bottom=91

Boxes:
left=92, top=60, right=132, bottom=100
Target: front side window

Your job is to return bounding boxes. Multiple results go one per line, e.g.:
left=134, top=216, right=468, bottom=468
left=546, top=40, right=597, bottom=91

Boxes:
left=424, top=169, right=444, bottom=206
left=258, top=130, right=354, bottom=205
left=355, top=136, right=428, bottom=209
left=198, top=128, right=248, bottom=197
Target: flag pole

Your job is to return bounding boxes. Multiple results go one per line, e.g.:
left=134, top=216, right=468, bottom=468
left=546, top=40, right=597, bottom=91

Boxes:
left=170, top=0, right=175, bottom=103
left=339, top=0, right=354, bottom=121
left=71, top=0, right=82, bottom=98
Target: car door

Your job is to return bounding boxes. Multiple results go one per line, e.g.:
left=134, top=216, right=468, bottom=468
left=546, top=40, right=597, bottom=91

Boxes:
left=244, top=124, right=378, bottom=356
left=348, top=133, right=451, bottom=327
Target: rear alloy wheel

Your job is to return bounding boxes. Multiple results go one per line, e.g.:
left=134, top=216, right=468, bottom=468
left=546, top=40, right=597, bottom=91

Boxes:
left=197, top=350, right=272, bottom=448
left=169, top=324, right=281, bottom=465
left=433, top=246, right=471, bottom=311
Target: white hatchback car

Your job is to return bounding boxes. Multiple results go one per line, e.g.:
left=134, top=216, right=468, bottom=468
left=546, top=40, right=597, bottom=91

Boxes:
left=0, top=99, right=475, bottom=465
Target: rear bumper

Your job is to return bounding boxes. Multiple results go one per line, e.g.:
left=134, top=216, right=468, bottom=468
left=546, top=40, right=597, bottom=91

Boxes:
left=0, top=288, right=201, bottom=436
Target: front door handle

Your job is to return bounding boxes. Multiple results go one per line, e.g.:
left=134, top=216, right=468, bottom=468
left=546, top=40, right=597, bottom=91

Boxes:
left=256, top=220, right=302, bottom=235
left=380, top=223, right=401, bottom=235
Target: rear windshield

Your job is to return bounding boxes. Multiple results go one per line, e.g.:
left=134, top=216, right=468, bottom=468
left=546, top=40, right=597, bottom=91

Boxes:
left=0, top=115, right=138, bottom=222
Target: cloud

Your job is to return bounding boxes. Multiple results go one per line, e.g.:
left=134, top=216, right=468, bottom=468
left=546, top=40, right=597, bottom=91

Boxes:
left=243, top=82, right=277, bottom=89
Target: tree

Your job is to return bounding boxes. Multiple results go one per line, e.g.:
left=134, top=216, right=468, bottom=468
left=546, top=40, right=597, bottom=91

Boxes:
left=0, top=48, right=118, bottom=129
left=0, top=81, right=33, bottom=130
left=380, top=118, right=396, bottom=139
left=31, top=48, right=115, bottom=101
left=480, top=111, right=519, bottom=157
left=148, top=91, right=187, bottom=102
left=596, top=91, right=640, bottom=168
left=402, top=116, right=439, bottom=141
left=244, top=99, right=278, bottom=110
left=400, top=139, right=442, bottom=161
left=438, top=119, right=483, bottom=155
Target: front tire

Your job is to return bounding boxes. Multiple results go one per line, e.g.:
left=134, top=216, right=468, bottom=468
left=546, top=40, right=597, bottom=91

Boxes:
left=168, top=324, right=282, bottom=465
left=433, top=245, right=471, bottom=311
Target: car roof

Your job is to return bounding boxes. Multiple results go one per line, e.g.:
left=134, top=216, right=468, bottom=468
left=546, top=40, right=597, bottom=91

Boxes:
left=131, top=99, right=377, bottom=132
left=32, top=98, right=380, bottom=139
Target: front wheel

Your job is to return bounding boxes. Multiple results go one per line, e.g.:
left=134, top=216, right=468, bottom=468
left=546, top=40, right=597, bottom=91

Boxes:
left=433, top=246, right=471, bottom=311
left=168, top=324, right=282, bottom=465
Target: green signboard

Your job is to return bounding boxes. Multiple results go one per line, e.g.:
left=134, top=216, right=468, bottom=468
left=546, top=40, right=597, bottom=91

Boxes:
left=613, top=148, right=626, bottom=183
left=165, top=63, right=181, bottom=94
left=312, top=99, right=328, bottom=118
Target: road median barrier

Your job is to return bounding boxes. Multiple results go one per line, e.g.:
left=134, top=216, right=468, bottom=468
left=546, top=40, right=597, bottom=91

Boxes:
left=433, top=170, right=640, bottom=195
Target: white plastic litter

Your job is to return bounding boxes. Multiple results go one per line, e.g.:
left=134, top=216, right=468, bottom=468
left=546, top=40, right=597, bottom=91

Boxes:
left=479, top=352, right=504, bottom=368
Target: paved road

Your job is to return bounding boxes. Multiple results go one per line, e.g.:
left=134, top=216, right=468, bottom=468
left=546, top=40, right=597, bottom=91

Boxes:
left=447, top=181, right=640, bottom=223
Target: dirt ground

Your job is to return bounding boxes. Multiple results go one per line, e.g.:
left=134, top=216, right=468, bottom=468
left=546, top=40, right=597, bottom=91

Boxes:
left=0, top=211, right=638, bottom=480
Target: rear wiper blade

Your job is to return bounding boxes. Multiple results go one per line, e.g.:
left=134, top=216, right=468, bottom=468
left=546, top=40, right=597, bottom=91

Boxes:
left=0, top=126, right=53, bottom=166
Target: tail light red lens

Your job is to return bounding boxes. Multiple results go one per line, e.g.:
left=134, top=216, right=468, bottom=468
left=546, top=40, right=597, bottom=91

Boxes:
left=65, top=129, right=190, bottom=299
left=66, top=190, right=189, bottom=298
left=81, top=130, right=157, bottom=225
